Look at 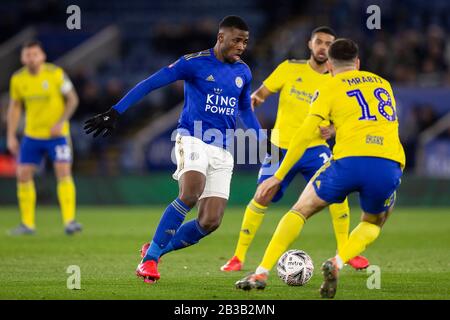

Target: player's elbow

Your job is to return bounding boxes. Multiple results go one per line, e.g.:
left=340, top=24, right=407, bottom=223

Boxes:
left=8, top=100, right=21, bottom=111
left=70, top=90, right=80, bottom=109
left=7, top=100, right=21, bottom=120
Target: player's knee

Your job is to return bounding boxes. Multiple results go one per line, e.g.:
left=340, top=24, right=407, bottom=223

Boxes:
left=292, top=198, right=324, bottom=219
left=17, top=167, right=33, bottom=183
left=361, top=212, right=386, bottom=226
left=56, top=171, right=72, bottom=181
left=254, top=183, right=279, bottom=206
left=178, top=193, right=200, bottom=208
left=198, top=216, right=222, bottom=233
left=54, top=164, right=72, bottom=180
left=17, top=173, right=30, bottom=183
left=253, top=194, right=272, bottom=207
left=291, top=183, right=327, bottom=219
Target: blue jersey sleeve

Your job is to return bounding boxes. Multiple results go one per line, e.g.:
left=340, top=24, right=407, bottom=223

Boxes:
left=112, top=57, right=192, bottom=114
left=239, top=108, right=266, bottom=141
left=238, top=68, right=252, bottom=111
left=238, top=69, right=266, bottom=141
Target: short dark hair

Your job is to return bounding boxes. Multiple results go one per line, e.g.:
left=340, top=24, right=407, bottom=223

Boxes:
left=22, top=40, right=44, bottom=50
left=311, top=26, right=336, bottom=39
left=219, top=15, right=249, bottom=31
left=328, top=38, right=359, bottom=64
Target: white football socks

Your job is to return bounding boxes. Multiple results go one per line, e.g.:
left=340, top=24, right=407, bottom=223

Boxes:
left=335, top=255, right=344, bottom=269
left=255, top=266, right=269, bottom=275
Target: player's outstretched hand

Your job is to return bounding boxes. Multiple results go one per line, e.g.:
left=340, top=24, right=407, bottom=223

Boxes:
left=250, top=93, right=264, bottom=111
left=7, top=135, right=19, bottom=156
left=84, top=108, right=119, bottom=138
left=256, top=176, right=282, bottom=199
left=320, top=124, right=335, bottom=140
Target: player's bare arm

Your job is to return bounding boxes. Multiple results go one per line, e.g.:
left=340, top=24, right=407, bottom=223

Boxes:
left=6, top=98, right=22, bottom=156
left=251, top=85, right=273, bottom=110
left=256, top=114, right=324, bottom=199
left=51, top=87, right=79, bottom=137
left=319, top=123, right=335, bottom=140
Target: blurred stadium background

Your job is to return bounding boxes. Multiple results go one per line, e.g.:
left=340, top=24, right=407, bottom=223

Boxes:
left=0, top=0, right=449, bottom=207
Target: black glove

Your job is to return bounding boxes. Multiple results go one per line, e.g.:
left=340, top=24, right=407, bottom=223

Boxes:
left=84, top=108, right=119, bottom=138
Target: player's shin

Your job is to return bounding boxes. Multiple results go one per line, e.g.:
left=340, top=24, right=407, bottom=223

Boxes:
left=234, top=199, right=267, bottom=262
left=337, top=221, right=381, bottom=265
left=160, top=219, right=209, bottom=256
left=57, top=176, right=76, bottom=225
left=328, top=198, right=350, bottom=253
left=17, top=181, right=36, bottom=229
left=258, top=210, right=306, bottom=273
left=143, top=198, right=190, bottom=262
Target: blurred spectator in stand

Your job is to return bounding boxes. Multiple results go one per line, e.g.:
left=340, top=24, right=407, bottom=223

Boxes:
left=74, top=80, right=103, bottom=119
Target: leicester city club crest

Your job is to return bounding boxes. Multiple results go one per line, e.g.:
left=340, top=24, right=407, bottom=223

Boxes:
left=235, top=76, right=243, bottom=88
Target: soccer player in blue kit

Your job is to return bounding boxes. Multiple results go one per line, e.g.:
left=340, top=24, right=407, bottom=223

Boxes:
left=84, top=16, right=266, bottom=283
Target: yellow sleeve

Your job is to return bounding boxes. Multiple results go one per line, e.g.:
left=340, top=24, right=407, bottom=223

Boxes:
left=309, top=85, right=332, bottom=120
left=262, top=60, right=288, bottom=93
left=9, top=75, right=21, bottom=101
left=52, top=66, right=73, bottom=95
left=54, top=67, right=64, bottom=89
left=274, top=115, right=324, bottom=180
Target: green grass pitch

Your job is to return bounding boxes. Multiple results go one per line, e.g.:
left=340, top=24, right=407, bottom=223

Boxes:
left=0, top=206, right=449, bottom=300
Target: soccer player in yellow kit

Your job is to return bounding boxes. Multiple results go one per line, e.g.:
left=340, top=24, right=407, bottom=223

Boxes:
left=221, top=27, right=369, bottom=272
left=236, top=38, right=405, bottom=298
left=7, top=41, right=81, bottom=235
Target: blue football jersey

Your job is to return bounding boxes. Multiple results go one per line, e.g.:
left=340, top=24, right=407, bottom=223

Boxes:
left=112, top=48, right=257, bottom=149
left=169, top=48, right=252, bottom=147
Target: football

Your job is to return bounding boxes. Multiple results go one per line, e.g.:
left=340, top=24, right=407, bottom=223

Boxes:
left=277, top=249, right=314, bottom=286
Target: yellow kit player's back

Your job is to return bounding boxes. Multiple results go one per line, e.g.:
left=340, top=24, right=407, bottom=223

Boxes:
left=311, top=69, right=405, bottom=167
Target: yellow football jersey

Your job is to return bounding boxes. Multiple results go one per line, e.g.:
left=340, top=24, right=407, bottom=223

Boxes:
left=9, top=63, right=72, bottom=139
left=310, top=69, right=405, bottom=167
left=263, top=59, right=330, bottom=149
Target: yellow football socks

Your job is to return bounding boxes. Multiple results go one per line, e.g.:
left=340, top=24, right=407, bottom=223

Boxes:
left=339, top=221, right=381, bottom=263
left=234, top=199, right=266, bottom=262
left=328, top=198, right=350, bottom=253
left=260, top=210, right=306, bottom=271
left=17, top=181, right=36, bottom=229
left=57, top=176, right=76, bottom=225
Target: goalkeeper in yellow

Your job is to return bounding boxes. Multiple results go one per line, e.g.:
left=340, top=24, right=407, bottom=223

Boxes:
left=235, top=38, right=405, bottom=298
left=221, top=27, right=369, bottom=272
left=7, top=41, right=81, bottom=235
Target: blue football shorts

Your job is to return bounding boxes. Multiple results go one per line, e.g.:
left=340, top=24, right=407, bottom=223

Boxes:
left=311, top=156, right=402, bottom=214
left=257, top=145, right=332, bottom=202
left=19, top=136, right=72, bottom=165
